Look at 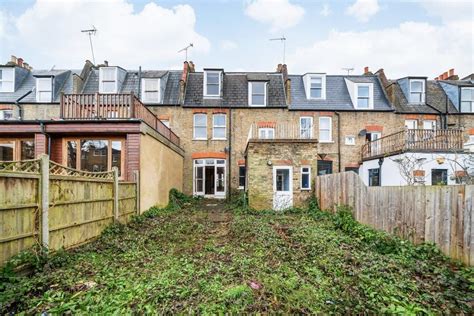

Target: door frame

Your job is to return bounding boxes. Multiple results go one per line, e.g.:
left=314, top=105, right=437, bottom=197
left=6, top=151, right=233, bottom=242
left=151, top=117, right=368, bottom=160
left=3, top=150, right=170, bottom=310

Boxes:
left=272, top=166, right=293, bottom=210
left=193, top=158, right=226, bottom=198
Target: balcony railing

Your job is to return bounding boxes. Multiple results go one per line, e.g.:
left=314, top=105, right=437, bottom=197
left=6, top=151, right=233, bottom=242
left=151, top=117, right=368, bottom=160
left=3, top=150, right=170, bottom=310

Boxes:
left=247, top=122, right=317, bottom=143
left=60, top=93, right=180, bottom=147
left=361, top=129, right=465, bottom=160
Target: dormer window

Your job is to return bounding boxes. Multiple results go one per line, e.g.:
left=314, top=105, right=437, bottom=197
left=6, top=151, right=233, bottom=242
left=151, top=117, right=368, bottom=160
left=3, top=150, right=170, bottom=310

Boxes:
left=204, top=70, right=221, bottom=97
left=99, top=67, right=117, bottom=93
left=36, top=77, right=52, bottom=102
left=354, top=83, right=373, bottom=109
left=460, top=87, right=474, bottom=112
left=0, top=68, right=14, bottom=92
left=409, top=79, right=425, bottom=103
left=141, top=78, right=160, bottom=103
left=304, top=74, right=326, bottom=99
left=248, top=81, right=267, bottom=106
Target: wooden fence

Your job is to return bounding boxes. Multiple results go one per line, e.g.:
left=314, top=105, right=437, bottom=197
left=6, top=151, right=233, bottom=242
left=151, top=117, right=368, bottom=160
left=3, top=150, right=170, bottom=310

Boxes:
left=316, top=171, right=473, bottom=266
left=0, top=155, right=138, bottom=265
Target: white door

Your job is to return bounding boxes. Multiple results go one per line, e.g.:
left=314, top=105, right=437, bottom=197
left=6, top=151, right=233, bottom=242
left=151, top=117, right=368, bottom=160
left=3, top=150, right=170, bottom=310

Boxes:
left=370, top=132, right=382, bottom=156
left=273, top=166, right=293, bottom=210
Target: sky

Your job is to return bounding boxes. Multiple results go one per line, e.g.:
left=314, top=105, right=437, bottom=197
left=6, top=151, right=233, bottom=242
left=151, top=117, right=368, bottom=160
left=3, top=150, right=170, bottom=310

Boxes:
left=0, top=0, right=472, bottom=78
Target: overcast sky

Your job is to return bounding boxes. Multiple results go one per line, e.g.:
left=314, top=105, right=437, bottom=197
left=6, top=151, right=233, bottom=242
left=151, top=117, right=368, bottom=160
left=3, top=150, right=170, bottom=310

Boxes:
left=0, top=0, right=472, bottom=78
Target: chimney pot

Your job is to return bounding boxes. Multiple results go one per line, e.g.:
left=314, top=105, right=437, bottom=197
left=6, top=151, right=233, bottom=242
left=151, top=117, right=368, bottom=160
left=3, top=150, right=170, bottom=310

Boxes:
left=17, top=58, right=23, bottom=67
left=10, top=55, right=17, bottom=64
left=104, top=60, right=108, bottom=66
left=364, top=66, right=369, bottom=74
left=23, top=62, right=29, bottom=69
left=277, top=63, right=283, bottom=72
left=189, top=61, right=195, bottom=72
left=448, top=68, right=454, bottom=76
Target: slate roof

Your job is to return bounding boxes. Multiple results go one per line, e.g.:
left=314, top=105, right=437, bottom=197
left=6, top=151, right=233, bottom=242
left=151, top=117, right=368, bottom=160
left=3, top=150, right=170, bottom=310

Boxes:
left=183, top=72, right=287, bottom=107
left=81, top=68, right=180, bottom=105
left=0, top=68, right=77, bottom=103
left=288, top=75, right=392, bottom=111
left=388, top=79, right=457, bottom=114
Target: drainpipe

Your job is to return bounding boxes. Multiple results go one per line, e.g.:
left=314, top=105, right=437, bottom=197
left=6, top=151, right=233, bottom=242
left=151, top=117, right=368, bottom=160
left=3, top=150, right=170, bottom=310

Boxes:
left=335, top=112, right=342, bottom=172
left=15, top=89, right=34, bottom=120
left=40, top=122, right=51, bottom=157
left=444, top=92, right=448, bottom=129
left=227, top=108, right=233, bottom=200
left=137, top=66, right=142, bottom=99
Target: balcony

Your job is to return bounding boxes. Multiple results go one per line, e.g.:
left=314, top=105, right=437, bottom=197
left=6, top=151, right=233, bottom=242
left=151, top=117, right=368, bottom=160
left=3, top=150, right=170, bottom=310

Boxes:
left=247, top=122, right=318, bottom=143
left=361, top=129, right=465, bottom=160
left=60, top=93, right=180, bottom=147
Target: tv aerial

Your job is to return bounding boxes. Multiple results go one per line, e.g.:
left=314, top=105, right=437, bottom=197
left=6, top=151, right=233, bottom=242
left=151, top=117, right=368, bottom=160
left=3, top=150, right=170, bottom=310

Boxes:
left=270, top=36, right=287, bottom=64
left=178, top=43, right=194, bottom=61
left=81, top=26, right=97, bottom=64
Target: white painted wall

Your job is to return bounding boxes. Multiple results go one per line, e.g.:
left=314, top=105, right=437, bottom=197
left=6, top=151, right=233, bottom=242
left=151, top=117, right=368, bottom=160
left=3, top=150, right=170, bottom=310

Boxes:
left=359, top=152, right=472, bottom=186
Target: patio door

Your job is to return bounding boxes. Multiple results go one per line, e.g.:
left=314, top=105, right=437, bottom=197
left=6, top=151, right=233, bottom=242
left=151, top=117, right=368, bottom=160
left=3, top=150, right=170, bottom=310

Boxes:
left=273, top=166, right=293, bottom=210
left=193, top=159, right=226, bottom=198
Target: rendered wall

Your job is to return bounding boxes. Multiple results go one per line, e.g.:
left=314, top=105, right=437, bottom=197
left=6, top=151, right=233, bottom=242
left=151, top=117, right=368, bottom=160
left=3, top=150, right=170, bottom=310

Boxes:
left=139, top=133, right=184, bottom=212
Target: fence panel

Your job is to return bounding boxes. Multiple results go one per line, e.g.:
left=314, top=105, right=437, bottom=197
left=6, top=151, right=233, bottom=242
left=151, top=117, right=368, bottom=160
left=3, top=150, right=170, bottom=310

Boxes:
left=316, top=171, right=474, bottom=265
left=0, top=157, right=137, bottom=265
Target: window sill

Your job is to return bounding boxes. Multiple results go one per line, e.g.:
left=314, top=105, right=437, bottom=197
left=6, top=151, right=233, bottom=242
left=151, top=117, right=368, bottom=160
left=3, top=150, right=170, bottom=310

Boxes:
left=238, top=186, right=244, bottom=190
left=301, top=188, right=311, bottom=191
left=319, top=141, right=334, bottom=144
left=248, top=105, right=266, bottom=107
left=193, top=138, right=208, bottom=141
left=203, top=95, right=221, bottom=99
left=212, top=138, right=227, bottom=141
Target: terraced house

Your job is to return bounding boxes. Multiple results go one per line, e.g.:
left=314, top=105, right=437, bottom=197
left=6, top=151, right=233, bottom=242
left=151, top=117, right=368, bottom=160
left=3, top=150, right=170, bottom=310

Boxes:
left=0, top=56, right=472, bottom=210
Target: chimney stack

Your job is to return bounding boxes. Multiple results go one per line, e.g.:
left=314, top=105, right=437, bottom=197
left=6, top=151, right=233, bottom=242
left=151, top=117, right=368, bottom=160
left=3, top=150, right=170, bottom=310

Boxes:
left=10, top=55, right=17, bottom=64
left=436, top=68, right=458, bottom=80
left=17, top=58, right=23, bottom=67
left=276, top=63, right=291, bottom=105
left=364, top=66, right=369, bottom=74
left=188, top=61, right=195, bottom=73
left=104, top=60, right=109, bottom=66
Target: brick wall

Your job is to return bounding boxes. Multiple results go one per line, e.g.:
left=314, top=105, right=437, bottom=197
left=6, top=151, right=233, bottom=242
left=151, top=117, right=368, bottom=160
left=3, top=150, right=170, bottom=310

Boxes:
left=246, top=140, right=318, bottom=210
left=126, top=133, right=140, bottom=182
left=22, top=104, right=60, bottom=120
left=34, top=133, right=48, bottom=158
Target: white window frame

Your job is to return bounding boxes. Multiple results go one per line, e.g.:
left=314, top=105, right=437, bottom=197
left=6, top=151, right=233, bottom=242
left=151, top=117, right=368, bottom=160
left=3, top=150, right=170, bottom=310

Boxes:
left=212, top=113, right=227, bottom=140
left=304, top=74, right=326, bottom=100
left=0, top=68, right=15, bottom=93
left=345, top=135, right=356, bottom=146
left=193, top=113, right=207, bottom=140
left=409, top=79, right=425, bottom=104
left=355, top=84, right=373, bottom=109
left=258, top=127, right=275, bottom=139
left=405, top=119, right=418, bottom=129
left=460, top=87, right=474, bottom=113
left=99, top=67, right=118, bottom=94
left=423, top=120, right=436, bottom=130
left=238, top=165, right=246, bottom=189
left=319, top=116, right=332, bottom=143
left=300, top=166, right=311, bottom=190
left=299, top=116, right=313, bottom=139
left=248, top=81, right=267, bottom=107
left=160, top=119, right=170, bottom=128
left=204, top=70, right=221, bottom=98
left=35, top=77, right=53, bottom=102
left=0, top=110, right=13, bottom=120
left=141, top=78, right=160, bottom=103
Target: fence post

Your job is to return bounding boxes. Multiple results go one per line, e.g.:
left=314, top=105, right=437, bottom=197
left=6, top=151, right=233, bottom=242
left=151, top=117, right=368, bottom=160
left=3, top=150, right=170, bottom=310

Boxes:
left=134, top=170, right=140, bottom=215
left=113, top=167, right=119, bottom=223
left=39, top=154, right=50, bottom=250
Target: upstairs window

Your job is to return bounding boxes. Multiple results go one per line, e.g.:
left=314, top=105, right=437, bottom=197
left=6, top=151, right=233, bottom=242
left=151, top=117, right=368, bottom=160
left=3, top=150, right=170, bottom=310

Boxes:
left=460, top=87, right=474, bottom=113
left=99, top=67, right=117, bottom=93
left=204, top=71, right=221, bottom=97
left=0, top=110, right=13, bottom=120
left=357, top=85, right=370, bottom=108
left=36, top=77, right=53, bottom=102
left=193, top=113, right=207, bottom=140
left=258, top=128, right=274, bottom=139
left=0, top=68, right=14, bottom=92
left=310, top=77, right=322, bottom=99
left=319, top=117, right=332, bottom=142
left=141, top=78, right=160, bottom=103
left=300, top=116, right=313, bottom=139
left=249, top=82, right=266, bottom=106
left=409, top=79, right=425, bottom=103
left=423, top=120, right=436, bottom=130
left=212, top=114, right=226, bottom=140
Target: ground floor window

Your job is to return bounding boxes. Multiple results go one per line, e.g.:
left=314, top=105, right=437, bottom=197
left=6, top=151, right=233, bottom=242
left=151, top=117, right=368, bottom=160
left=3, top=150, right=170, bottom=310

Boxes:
left=368, top=168, right=380, bottom=186
left=64, top=138, right=124, bottom=177
left=0, top=138, right=35, bottom=161
left=301, top=166, right=311, bottom=190
left=431, top=169, right=447, bottom=185
left=345, top=167, right=359, bottom=174
left=317, top=160, right=332, bottom=176
left=238, top=165, right=246, bottom=189
left=193, top=159, right=226, bottom=197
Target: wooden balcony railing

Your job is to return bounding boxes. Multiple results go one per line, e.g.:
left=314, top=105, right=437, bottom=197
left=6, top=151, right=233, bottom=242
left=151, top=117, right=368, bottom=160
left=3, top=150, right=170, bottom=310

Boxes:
left=60, top=93, right=180, bottom=147
left=361, top=129, right=465, bottom=160
left=247, top=122, right=317, bottom=142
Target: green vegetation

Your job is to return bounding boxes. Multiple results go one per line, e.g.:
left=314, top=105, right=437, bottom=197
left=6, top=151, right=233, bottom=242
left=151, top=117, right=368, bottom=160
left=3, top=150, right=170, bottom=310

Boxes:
left=1, top=193, right=472, bottom=314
